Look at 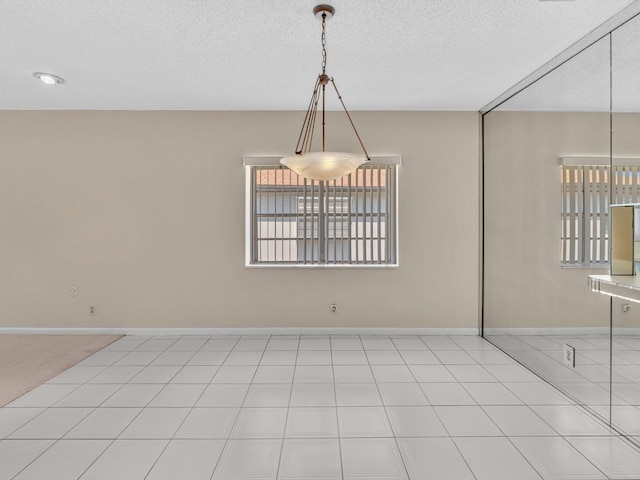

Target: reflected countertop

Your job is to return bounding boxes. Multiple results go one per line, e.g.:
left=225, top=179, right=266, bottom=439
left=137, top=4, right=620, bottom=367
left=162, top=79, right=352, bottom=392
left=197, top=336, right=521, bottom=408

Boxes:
left=588, top=274, right=640, bottom=303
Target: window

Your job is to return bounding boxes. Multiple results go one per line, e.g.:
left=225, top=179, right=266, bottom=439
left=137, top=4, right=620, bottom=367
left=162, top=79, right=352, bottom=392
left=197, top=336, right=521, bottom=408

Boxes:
left=561, top=157, right=640, bottom=266
left=245, top=157, right=399, bottom=266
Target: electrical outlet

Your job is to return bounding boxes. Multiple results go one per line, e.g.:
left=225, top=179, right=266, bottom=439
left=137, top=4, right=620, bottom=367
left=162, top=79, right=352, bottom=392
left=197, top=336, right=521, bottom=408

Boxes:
left=563, top=344, right=575, bottom=367
left=69, top=285, right=78, bottom=296
left=89, top=306, right=96, bottom=316
left=330, top=304, right=338, bottom=313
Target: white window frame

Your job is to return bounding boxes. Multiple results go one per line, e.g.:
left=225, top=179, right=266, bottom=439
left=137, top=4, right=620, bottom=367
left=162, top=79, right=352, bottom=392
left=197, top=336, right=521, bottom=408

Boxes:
left=244, top=155, right=401, bottom=267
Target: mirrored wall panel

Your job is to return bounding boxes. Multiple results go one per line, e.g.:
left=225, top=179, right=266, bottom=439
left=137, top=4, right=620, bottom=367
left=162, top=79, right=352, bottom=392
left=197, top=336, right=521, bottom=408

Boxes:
left=611, top=13, right=640, bottom=437
left=483, top=35, right=612, bottom=423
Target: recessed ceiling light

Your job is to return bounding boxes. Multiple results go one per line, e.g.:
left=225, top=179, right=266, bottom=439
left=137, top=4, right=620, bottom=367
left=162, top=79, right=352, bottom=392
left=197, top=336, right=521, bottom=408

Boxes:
left=33, top=72, right=65, bottom=85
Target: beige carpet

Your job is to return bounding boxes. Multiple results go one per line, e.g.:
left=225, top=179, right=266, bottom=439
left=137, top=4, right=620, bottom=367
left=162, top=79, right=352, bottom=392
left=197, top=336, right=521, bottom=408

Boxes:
left=0, top=334, right=122, bottom=407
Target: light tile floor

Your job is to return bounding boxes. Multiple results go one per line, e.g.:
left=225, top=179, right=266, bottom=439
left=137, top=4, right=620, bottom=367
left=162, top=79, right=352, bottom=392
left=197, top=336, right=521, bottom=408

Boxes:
left=1, top=334, right=640, bottom=479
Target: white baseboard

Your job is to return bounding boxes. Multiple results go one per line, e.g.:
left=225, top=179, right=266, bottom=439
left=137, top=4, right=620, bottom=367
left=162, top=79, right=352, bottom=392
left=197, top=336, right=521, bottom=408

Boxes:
left=483, top=327, right=610, bottom=336
left=0, top=327, right=480, bottom=336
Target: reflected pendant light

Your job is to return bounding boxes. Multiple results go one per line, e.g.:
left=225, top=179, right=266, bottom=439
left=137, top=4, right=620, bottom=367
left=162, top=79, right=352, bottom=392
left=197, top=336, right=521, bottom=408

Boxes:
left=280, top=4, right=370, bottom=181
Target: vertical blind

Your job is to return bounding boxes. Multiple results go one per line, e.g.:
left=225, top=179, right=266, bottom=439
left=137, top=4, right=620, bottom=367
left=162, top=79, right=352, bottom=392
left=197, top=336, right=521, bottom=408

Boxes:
left=561, top=164, right=640, bottom=265
left=250, top=164, right=397, bottom=265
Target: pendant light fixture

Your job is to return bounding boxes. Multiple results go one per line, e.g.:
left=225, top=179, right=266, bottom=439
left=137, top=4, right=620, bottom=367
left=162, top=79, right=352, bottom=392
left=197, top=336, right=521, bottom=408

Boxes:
left=280, top=4, right=370, bottom=181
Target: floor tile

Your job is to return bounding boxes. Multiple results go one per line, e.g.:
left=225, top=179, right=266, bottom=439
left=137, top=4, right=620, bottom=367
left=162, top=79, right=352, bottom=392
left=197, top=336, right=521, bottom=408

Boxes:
left=0, top=440, right=54, bottom=480
left=409, top=365, right=457, bottom=383
left=79, top=439, right=168, bottom=480
left=434, top=406, right=502, bottom=436
left=65, top=407, right=140, bottom=439
left=6, top=384, right=79, bottom=408
left=78, top=351, right=127, bottom=366
left=484, top=364, right=541, bottom=382
left=54, top=384, right=120, bottom=407
left=399, top=350, right=441, bottom=364
left=114, top=351, right=161, bottom=366
left=119, top=408, right=189, bottom=439
left=341, top=438, right=408, bottom=480
left=434, top=351, right=477, bottom=365
left=337, top=407, right=393, bottom=437
left=0, top=408, right=44, bottom=438
left=466, top=349, right=514, bottom=364
left=378, top=383, right=429, bottom=406
left=243, top=384, right=292, bottom=407
left=233, top=339, right=269, bottom=351
left=266, top=339, right=299, bottom=351
left=386, top=406, right=448, bottom=436
left=129, top=366, right=181, bottom=384
left=224, top=351, right=264, bottom=366
left=531, top=406, right=612, bottom=436
left=285, top=407, right=338, bottom=438
left=47, top=366, right=107, bottom=383
left=13, top=440, right=110, bottom=480
left=511, top=436, right=606, bottom=480
left=454, top=436, right=542, bottom=480
left=398, top=437, right=475, bottom=480
left=201, top=339, right=238, bottom=351
left=167, top=338, right=208, bottom=351
left=334, top=365, right=375, bottom=383
left=294, top=365, right=334, bottom=383
left=146, top=439, right=224, bottom=480
left=371, top=365, right=415, bottom=383
left=392, top=338, right=428, bottom=350
left=611, top=405, right=640, bottom=435
left=421, top=337, right=462, bottom=351
left=88, top=365, right=144, bottom=384
left=151, top=351, right=194, bottom=366
left=9, top=408, right=92, bottom=439
left=290, top=383, right=335, bottom=407
left=101, top=384, right=164, bottom=407
left=230, top=408, right=287, bottom=439
left=366, top=350, right=405, bottom=364
left=147, top=384, right=206, bottom=407
left=504, top=382, right=573, bottom=405
left=296, top=350, right=332, bottom=365
left=212, top=439, right=281, bottom=480
left=260, top=351, right=297, bottom=366
left=420, top=383, right=476, bottom=405
left=169, top=366, right=218, bottom=383
left=212, top=365, right=258, bottom=383
left=135, top=339, right=176, bottom=352
left=175, top=408, right=239, bottom=439
left=253, top=366, right=295, bottom=383
left=187, top=351, right=228, bottom=365
left=331, top=350, right=369, bottom=365
left=196, top=384, right=250, bottom=407
left=278, top=439, right=341, bottom=480
left=298, top=338, right=331, bottom=350
left=335, top=383, right=382, bottom=406
left=567, top=436, right=640, bottom=480
left=482, top=405, right=557, bottom=436
left=361, top=338, right=396, bottom=350
left=447, top=365, right=497, bottom=383
left=462, top=382, right=523, bottom=405
left=101, top=338, right=148, bottom=352
left=331, top=338, right=363, bottom=351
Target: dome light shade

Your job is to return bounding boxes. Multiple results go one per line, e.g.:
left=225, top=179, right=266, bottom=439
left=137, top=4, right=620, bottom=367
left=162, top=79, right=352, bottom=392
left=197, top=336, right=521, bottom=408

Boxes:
left=281, top=152, right=367, bottom=181
left=280, top=5, right=370, bottom=181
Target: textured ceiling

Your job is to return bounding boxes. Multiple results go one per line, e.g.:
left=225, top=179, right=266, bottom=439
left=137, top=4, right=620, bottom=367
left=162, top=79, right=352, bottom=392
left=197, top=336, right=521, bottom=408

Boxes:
left=0, top=0, right=636, bottom=110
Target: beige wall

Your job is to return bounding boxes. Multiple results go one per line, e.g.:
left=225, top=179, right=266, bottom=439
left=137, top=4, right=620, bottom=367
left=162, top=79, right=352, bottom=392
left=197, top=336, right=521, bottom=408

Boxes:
left=0, top=111, right=480, bottom=329
left=484, top=111, right=611, bottom=330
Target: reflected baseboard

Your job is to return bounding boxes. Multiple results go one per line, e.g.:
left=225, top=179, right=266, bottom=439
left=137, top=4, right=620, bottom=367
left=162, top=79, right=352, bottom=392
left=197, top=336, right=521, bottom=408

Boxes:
left=484, top=327, right=612, bottom=335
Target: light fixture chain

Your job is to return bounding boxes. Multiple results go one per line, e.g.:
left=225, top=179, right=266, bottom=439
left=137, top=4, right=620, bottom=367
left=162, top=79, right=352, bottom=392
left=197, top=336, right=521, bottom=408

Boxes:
left=321, top=13, right=327, bottom=74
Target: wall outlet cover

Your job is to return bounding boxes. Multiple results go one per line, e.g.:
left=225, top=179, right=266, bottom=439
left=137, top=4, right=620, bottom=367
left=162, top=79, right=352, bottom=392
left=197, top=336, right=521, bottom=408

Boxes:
left=563, top=344, right=575, bottom=367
